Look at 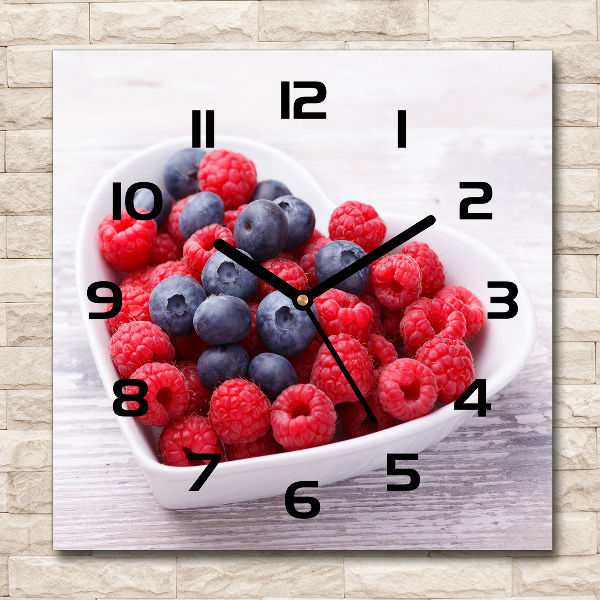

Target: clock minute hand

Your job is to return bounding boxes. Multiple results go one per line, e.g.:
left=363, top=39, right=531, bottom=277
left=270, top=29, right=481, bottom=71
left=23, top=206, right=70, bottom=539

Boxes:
left=308, top=215, right=437, bottom=300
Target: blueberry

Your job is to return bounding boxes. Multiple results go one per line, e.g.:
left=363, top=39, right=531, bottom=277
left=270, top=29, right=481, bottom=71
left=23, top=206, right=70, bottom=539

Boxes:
left=274, top=195, right=316, bottom=251
left=149, top=275, right=207, bottom=337
left=248, top=353, right=298, bottom=402
left=201, top=249, right=258, bottom=300
left=193, top=295, right=252, bottom=345
left=133, top=187, right=173, bottom=230
left=256, top=291, right=316, bottom=356
left=251, top=179, right=291, bottom=202
left=196, top=343, right=249, bottom=389
left=315, top=240, right=371, bottom=296
left=163, top=148, right=206, bottom=200
left=234, top=200, right=288, bottom=263
left=178, top=192, right=224, bottom=240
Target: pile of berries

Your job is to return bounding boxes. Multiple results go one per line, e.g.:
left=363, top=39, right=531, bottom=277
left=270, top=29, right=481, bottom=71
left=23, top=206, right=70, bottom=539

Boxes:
left=98, top=146, right=484, bottom=467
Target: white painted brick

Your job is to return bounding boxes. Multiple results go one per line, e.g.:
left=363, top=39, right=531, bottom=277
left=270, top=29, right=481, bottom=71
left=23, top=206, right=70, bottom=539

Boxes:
left=553, top=168, right=598, bottom=212
left=554, top=84, right=597, bottom=126
left=553, top=427, right=596, bottom=469
left=5, top=130, right=52, bottom=172
left=553, top=255, right=595, bottom=297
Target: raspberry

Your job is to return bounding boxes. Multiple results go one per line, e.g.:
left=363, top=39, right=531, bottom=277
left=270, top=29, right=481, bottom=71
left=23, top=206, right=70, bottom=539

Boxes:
left=366, top=333, right=398, bottom=370
left=341, top=392, right=398, bottom=439
left=148, top=260, right=192, bottom=291
left=149, top=232, right=183, bottom=265
left=380, top=306, right=404, bottom=342
left=121, top=266, right=156, bottom=292
left=435, top=285, right=485, bottom=338
left=378, top=358, right=438, bottom=421
left=177, top=361, right=211, bottom=416
left=372, top=254, right=422, bottom=310
left=415, top=337, right=475, bottom=404
left=255, top=258, right=308, bottom=300
left=402, top=241, right=445, bottom=298
left=400, top=297, right=467, bottom=356
left=291, top=228, right=325, bottom=259
left=167, top=196, right=192, bottom=246
left=328, top=201, right=386, bottom=253
left=198, top=149, right=257, bottom=210
left=159, top=414, right=223, bottom=467
left=310, top=333, right=374, bottom=404
left=226, top=432, right=283, bottom=461
left=105, top=285, right=151, bottom=336
left=126, top=362, right=189, bottom=427
left=183, top=223, right=234, bottom=281
left=110, top=321, right=175, bottom=378
left=173, top=333, right=212, bottom=363
left=300, top=237, right=331, bottom=287
left=313, top=289, right=372, bottom=343
left=364, top=257, right=383, bottom=294
left=289, top=340, right=321, bottom=384
left=359, top=292, right=385, bottom=336
left=271, top=384, right=336, bottom=451
left=224, top=203, right=247, bottom=233
left=98, top=209, right=156, bottom=272
left=276, top=251, right=301, bottom=265
left=238, top=302, right=268, bottom=359
left=208, top=379, right=271, bottom=444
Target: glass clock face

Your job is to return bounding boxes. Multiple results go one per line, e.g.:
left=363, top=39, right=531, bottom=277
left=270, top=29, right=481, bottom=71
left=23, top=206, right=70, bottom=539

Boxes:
left=52, top=50, right=552, bottom=551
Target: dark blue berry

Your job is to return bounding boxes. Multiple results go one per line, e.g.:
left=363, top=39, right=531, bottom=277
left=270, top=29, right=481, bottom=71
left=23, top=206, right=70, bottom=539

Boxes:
left=233, top=200, right=288, bottom=263
left=163, top=148, right=206, bottom=200
left=201, top=249, right=258, bottom=300
left=196, top=343, right=249, bottom=389
left=315, top=240, right=370, bottom=296
left=256, top=291, right=316, bottom=356
left=133, top=187, right=173, bottom=230
left=248, top=353, right=298, bottom=402
left=274, top=195, right=316, bottom=251
left=178, top=192, right=224, bottom=240
left=251, top=179, right=291, bottom=202
left=193, top=295, right=252, bottom=345
left=149, top=275, right=206, bottom=337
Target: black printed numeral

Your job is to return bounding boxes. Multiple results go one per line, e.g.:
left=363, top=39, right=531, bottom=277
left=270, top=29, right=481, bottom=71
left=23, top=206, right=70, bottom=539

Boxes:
left=192, top=109, right=214, bottom=149
left=285, top=481, right=320, bottom=519
left=387, top=454, right=420, bottom=492
left=281, top=82, right=327, bottom=120
left=113, top=379, right=148, bottom=417
left=453, top=379, right=490, bottom=417
left=112, top=182, right=162, bottom=221
left=188, top=454, right=221, bottom=491
left=459, top=182, right=492, bottom=220
left=87, top=281, right=122, bottom=319
left=398, top=110, right=406, bottom=148
left=488, top=281, right=518, bottom=319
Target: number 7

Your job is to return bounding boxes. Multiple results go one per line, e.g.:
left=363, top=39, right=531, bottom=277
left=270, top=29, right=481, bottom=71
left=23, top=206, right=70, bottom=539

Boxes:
left=188, top=454, right=221, bottom=491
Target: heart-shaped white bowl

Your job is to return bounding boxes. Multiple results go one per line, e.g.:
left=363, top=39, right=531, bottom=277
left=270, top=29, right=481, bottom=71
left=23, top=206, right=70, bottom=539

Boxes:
left=76, top=135, right=536, bottom=509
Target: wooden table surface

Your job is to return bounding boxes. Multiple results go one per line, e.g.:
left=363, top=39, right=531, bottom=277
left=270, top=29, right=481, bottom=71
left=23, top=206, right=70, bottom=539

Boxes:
left=52, top=51, right=552, bottom=550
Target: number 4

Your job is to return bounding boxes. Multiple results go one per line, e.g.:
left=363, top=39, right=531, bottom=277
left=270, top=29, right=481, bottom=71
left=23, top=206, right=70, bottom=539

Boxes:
left=453, top=379, right=490, bottom=417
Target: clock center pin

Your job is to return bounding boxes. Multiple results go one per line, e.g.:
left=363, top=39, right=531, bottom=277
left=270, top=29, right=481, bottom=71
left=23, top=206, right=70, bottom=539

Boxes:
left=297, top=294, right=309, bottom=307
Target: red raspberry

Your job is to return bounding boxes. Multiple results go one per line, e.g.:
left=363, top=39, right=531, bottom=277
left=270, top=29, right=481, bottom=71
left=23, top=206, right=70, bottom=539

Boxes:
left=276, top=251, right=301, bottom=265
left=400, top=297, right=467, bottom=356
left=105, top=285, right=151, bottom=336
left=372, top=254, right=422, bottom=310
left=224, top=203, right=247, bottom=233
left=291, top=229, right=325, bottom=259
left=378, top=358, right=438, bottom=421
left=208, top=379, right=271, bottom=444
left=183, top=223, right=234, bottom=281
left=148, top=260, right=192, bottom=291
left=271, top=384, right=336, bottom=451
left=310, top=333, right=374, bottom=405
left=98, top=209, right=156, bottom=272
left=110, top=321, right=175, bottom=378
left=149, top=232, right=183, bottom=265
left=177, top=361, right=211, bottom=416
left=226, top=432, right=283, bottom=461
left=341, top=392, right=398, bottom=439
left=358, top=292, right=384, bottom=337
left=198, top=149, right=257, bottom=210
left=289, top=340, right=321, bottom=384
left=300, top=237, right=331, bottom=287
left=366, top=333, right=398, bottom=371
left=173, top=333, right=212, bottom=363
left=121, top=266, right=156, bottom=292
left=159, top=415, right=224, bottom=467
left=365, top=257, right=383, bottom=294
left=126, top=362, right=189, bottom=427
left=415, top=337, right=475, bottom=404
left=436, top=285, right=485, bottom=338
left=380, top=306, right=404, bottom=342
left=167, top=196, right=192, bottom=246
left=255, top=258, right=308, bottom=300
left=313, top=289, right=372, bottom=343
left=238, top=302, right=268, bottom=359
left=328, top=201, right=386, bottom=253
left=402, top=241, right=445, bottom=298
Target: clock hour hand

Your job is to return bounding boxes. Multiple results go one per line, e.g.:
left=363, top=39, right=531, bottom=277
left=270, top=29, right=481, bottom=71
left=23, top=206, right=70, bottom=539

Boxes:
left=308, top=215, right=436, bottom=300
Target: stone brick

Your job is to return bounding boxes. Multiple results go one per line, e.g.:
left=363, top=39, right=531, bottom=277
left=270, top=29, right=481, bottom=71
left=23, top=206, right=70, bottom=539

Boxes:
left=554, top=468, right=600, bottom=511
left=0, top=217, right=6, bottom=259
left=0, top=173, right=51, bottom=214
left=0, top=347, right=51, bottom=389
left=430, top=0, right=596, bottom=41
left=554, top=84, right=597, bottom=126
left=553, top=255, right=595, bottom=296
left=0, top=259, right=51, bottom=302
left=0, top=558, right=7, bottom=596
left=554, top=212, right=600, bottom=253
left=0, top=473, right=7, bottom=511
left=555, top=127, right=600, bottom=168
left=5, top=131, right=52, bottom=171
left=0, top=88, right=51, bottom=130
left=346, top=41, right=513, bottom=49
left=177, top=41, right=345, bottom=49
left=6, top=303, right=51, bottom=346
left=259, top=1, right=428, bottom=41
left=555, top=298, right=600, bottom=340
left=9, top=556, right=177, bottom=597
left=0, top=305, right=5, bottom=346
left=8, top=470, right=51, bottom=513
left=553, top=168, right=598, bottom=212
left=0, top=48, right=6, bottom=88
left=0, top=513, right=51, bottom=554
left=0, top=391, right=5, bottom=429
left=91, top=3, right=258, bottom=43
left=7, top=390, right=52, bottom=429
left=0, top=132, right=4, bottom=173
left=553, top=342, right=595, bottom=384
left=554, top=385, right=600, bottom=426
left=553, top=427, right=596, bottom=469
left=0, top=430, right=51, bottom=471
left=0, top=4, right=89, bottom=45
left=6, top=217, right=52, bottom=258
left=554, top=512, right=597, bottom=555
left=344, top=557, right=511, bottom=597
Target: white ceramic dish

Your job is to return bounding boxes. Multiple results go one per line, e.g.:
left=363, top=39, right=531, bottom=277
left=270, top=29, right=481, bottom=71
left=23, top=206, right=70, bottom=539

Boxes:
left=76, top=135, right=537, bottom=509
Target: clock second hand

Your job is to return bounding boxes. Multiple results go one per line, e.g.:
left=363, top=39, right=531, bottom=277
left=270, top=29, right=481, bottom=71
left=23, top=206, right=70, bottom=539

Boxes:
left=305, top=308, right=378, bottom=425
